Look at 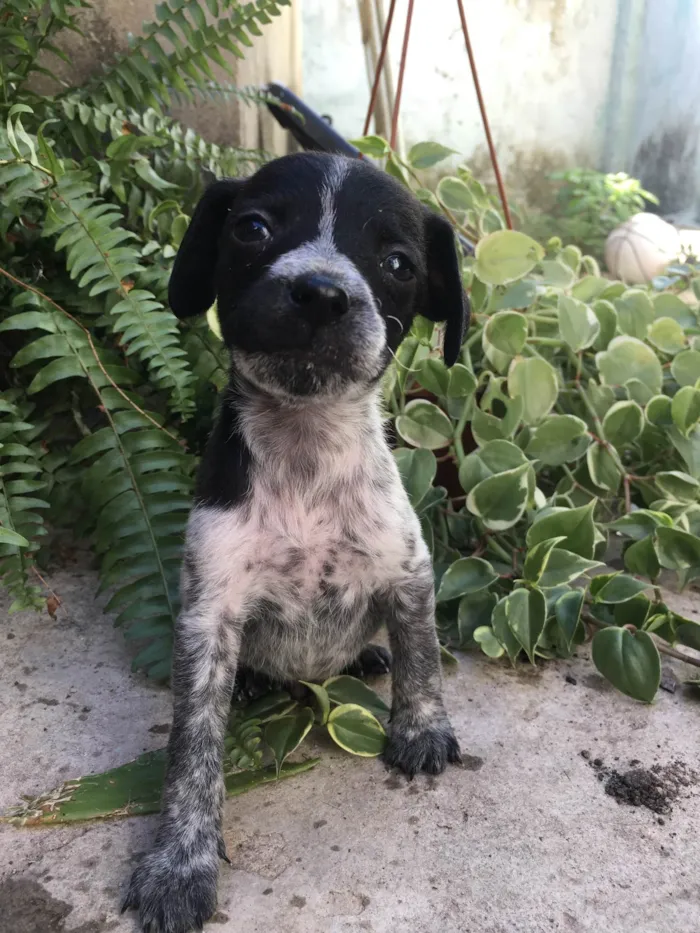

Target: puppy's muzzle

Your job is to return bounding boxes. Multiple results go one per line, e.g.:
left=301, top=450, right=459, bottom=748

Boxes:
left=289, top=273, right=349, bottom=329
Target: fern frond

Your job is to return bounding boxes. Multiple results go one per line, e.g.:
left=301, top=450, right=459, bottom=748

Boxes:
left=0, top=391, right=47, bottom=613
left=89, top=0, right=291, bottom=113
left=44, top=168, right=196, bottom=416
left=0, top=290, right=193, bottom=678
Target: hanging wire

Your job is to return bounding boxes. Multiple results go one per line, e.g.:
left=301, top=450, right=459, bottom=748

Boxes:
left=389, top=0, right=415, bottom=151
left=455, top=0, right=513, bottom=229
left=362, top=0, right=513, bottom=229
left=362, top=0, right=398, bottom=137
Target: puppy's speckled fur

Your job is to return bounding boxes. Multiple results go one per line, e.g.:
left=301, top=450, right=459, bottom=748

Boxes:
left=124, top=153, right=468, bottom=933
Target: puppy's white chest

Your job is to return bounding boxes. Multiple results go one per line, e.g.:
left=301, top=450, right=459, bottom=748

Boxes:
left=189, top=481, right=412, bottom=618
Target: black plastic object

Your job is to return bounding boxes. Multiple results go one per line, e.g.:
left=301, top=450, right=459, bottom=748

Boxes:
left=264, top=82, right=474, bottom=255
left=264, top=82, right=360, bottom=157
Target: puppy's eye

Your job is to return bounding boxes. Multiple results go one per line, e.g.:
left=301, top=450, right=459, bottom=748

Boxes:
left=234, top=215, right=271, bottom=244
left=382, top=252, right=414, bottom=282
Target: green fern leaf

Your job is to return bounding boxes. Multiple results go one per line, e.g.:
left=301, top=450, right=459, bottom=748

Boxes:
left=0, top=393, right=47, bottom=613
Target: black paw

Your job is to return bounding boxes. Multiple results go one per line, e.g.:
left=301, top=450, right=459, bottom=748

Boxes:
left=343, top=644, right=392, bottom=679
left=231, top=665, right=279, bottom=704
left=384, top=718, right=461, bottom=779
left=122, top=846, right=219, bottom=933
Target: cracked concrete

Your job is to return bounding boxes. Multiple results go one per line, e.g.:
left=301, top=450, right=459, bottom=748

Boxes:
left=1, top=561, right=700, bottom=933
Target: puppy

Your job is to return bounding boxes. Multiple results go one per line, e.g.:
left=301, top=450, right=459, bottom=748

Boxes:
left=123, top=152, right=469, bottom=933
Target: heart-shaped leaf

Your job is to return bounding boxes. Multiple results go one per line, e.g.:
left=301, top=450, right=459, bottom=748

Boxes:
left=393, top=447, right=437, bottom=508
left=541, top=260, right=576, bottom=288
left=396, top=400, right=453, bottom=450
left=592, top=299, right=618, bottom=350
left=475, top=230, right=545, bottom=285
left=447, top=364, right=477, bottom=398
left=473, top=625, right=505, bottom=658
left=614, top=289, right=654, bottom=339
left=646, top=395, right=673, bottom=427
left=591, top=627, right=660, bottom=702
left=648, top=317, right=685, bottom=355
left=437, top=176, right=474, bottom=212
left=525, top=415, right=589, bottom=466
left=494, top=279, right=536, bottom=310
left=436, top=557, right=499, bottom=602
left=459, top=439, right=529, bottom=494
left=503, top=587, right=547, bottom=664
left=587, top=442, right=621, bottom=491
left=558, top=295, right=600, bottom=351
left=264, top=708, right=315, bottom=775
left=596, top=336, right=663, bottom=394
left=607, top=509, right=672, bottom=540
left=671, top=349, right=700, bottom=387
left=508, top=357, right=558, bottom=425
left=538, top=549, right=603, bottom=588
left=300, top=681, right=331, bottom=724
left=671, top=386, right=700, bottom=436
left=590, top=572, right=650, bottom=603
left=323, top=675, right=390, bottom=720
left=466, top=461, right=531, bottom=531
left=350, top=135, right=389, bottom=157
left=624, top=536, right=660, bottom=580
left=457, top=591, right=497, bottom=646
left=408, top=141, right=456, bottom=169
left=554, top=589, right=584, bottom=652
left=415, top=357, right=450, bottom=396
left=522, top=536, right=566, bottom=584
left=655, top=471, right=700, bottom=503
left=526, top=501, right=597, bottom=558
left=326, top=704, right=386, bottom=757
left=484, top=311, right=528, bottom=356
left=491, top=595, right=522, bottom=663
left=655, top=526, right=700, bottom=570
left=602, top=401, right=644, bottom=447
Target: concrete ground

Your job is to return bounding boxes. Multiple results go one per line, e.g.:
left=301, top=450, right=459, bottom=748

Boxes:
left=1, top=560, right=699, bottom=933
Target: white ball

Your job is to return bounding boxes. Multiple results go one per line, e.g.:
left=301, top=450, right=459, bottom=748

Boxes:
left=604, top=213, right=681, bottom=284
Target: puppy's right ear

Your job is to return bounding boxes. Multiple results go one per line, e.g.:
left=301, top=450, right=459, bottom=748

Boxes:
left=168, top=178, right=245, bottom=318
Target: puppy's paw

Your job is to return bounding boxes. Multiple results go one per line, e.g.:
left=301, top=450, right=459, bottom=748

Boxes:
left=384, top=716, right=461, bottom=779
left=343, top=644, right=392, bottom=679
left=122, top=845, right=219, bottom=933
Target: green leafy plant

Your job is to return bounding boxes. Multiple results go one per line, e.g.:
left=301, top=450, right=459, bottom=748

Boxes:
left=3, top=675, right=388, bottom=823
left=0, top=0, right=288, bottom=677
left=523, top=168, right=659, bottom=263
left=351, top=135, right=700, bottom=706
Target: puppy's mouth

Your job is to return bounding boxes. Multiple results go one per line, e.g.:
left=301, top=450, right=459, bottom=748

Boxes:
left=222, top=275, right=388, bottom=397
left=231, top=341, right=388, bottom=399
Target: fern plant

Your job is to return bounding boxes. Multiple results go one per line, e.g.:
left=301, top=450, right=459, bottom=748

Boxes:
left=0, top=0, right=288, bottom=677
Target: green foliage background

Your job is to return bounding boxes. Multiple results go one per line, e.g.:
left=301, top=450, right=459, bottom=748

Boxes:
left=2, top=4, right=700, bottom=710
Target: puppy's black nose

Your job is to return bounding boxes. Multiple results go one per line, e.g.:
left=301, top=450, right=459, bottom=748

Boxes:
left=289, top=274, right=348, bottom=326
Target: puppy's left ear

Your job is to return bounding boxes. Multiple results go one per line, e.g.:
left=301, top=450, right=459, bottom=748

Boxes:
left=421, top=213, right=470, bottom=367
left=168, top=178, right=245, bottom=319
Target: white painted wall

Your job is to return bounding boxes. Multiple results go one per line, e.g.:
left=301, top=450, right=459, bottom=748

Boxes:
left=302, top=0, right=619, bottom=199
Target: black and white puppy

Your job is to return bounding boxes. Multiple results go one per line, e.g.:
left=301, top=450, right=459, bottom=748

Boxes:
left=123, top=152, right=469, bottom=933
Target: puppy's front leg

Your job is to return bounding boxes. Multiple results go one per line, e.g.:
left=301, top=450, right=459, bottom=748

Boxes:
left=384, top=564, right=461, bottom=778
left=123, top=603, right=241, bottom=933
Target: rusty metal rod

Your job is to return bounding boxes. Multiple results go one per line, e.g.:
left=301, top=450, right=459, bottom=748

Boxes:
left=390, top=0, right=415, bottom=151
left=455, top=0, right=513, bottom=229
left=362, top=0, right=398, bottom=137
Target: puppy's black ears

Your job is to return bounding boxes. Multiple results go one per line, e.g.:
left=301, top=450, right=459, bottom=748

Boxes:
left=421, top=212, right=470, bottom=367
left=168, top=178, right=245, bottom=319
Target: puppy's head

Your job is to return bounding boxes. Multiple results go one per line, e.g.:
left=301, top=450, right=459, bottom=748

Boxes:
left=170, top=153, right=469, bottom=398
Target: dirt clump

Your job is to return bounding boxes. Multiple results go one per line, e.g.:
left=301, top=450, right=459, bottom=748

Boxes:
left=582, top=754, right=697, bottom=817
